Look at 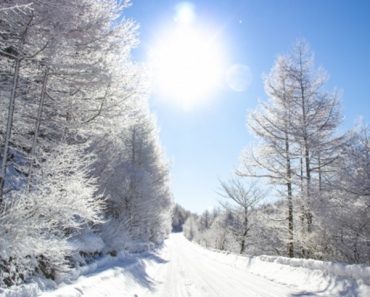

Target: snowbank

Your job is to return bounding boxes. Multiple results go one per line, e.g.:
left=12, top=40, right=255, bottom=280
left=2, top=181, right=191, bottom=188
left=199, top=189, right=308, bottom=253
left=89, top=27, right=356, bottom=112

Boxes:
left=257, top=255, right=370, bottom=285
left=0, top=250, right=130, bottom=297
left=199, top=245, right=370, bottom=296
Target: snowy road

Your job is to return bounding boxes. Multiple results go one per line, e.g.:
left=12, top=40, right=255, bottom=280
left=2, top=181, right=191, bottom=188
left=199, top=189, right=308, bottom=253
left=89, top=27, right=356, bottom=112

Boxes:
left=41, top=233, right=364, bottom=297
left=155, top=234, right=298, bottom=297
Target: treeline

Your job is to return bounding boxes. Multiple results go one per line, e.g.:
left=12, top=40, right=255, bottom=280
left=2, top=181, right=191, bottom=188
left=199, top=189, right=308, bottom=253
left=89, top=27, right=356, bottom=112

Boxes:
left=183, top=41, right=370, bottom=265
left=0, top=0, right=172, bottom=287
left=172, top=204, right=191, bottom=232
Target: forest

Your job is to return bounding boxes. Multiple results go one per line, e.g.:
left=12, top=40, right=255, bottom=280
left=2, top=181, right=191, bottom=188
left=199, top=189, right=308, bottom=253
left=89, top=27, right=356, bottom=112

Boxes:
left=182, top=42, right=370, bottom=266
left=0, top=0, right=172, bottom=287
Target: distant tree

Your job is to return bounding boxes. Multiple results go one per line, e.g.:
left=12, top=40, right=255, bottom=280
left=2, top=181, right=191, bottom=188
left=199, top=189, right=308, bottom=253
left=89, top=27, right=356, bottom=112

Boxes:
left=183, top=215, right=199, bottom=241
left=207, top=211, right=232, bottom=251
left=219, top=178, right=264, bottom=254
left=172, top=204, right=191, bottom=232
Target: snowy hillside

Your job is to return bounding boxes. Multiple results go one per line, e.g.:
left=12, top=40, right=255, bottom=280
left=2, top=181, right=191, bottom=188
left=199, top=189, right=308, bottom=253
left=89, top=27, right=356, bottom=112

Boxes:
left=3, top=233, right=369, bottom=297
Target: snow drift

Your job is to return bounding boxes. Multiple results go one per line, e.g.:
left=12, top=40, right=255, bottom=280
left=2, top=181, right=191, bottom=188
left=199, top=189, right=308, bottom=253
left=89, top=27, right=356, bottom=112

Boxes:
left=204, top=245, right=370, bottom=296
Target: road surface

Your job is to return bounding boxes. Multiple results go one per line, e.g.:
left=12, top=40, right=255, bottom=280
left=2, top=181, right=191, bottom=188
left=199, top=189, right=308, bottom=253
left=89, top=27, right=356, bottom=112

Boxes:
left=155, top=233, right=299, bottom=297
left=42, top=233, right=334, bottom=297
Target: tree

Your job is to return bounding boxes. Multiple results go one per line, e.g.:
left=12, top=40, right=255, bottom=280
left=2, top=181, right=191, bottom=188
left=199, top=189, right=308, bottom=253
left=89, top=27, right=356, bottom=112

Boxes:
left=172, top=204, right=191, bottom=232
left=284, top=42, right=343, bottom=257
left=95, top=99, right=173, bottom=250
left=183, top=215, right=200, bottom=242
left=0, top=0, right=139, bottom=202
left=219, top=178, right=264, bottom=254
left=0, top=3, right=37, bottom=201
left=322, top=124, right=370, bottom=263
left=240, top=41, right=344, bottom=258
left=239, top=55, right=296, bottom=257
left=1, top=0, right=173, bottom=286
left=0, top=143, right=104, bottom=285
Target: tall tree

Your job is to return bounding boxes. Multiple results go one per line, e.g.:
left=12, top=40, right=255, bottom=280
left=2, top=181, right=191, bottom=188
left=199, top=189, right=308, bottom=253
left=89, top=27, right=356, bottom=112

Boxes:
left=240, top=41, right=343, bottom=257
left=239, top=56, right=296, bottom=257
left=285, top=42, right=343, bottom=257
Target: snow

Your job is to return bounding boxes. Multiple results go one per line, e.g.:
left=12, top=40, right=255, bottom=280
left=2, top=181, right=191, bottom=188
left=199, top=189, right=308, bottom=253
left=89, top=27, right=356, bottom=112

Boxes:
left=2, top=233, right=369, bottom=297
left=69, top=232, right=105, bottom=254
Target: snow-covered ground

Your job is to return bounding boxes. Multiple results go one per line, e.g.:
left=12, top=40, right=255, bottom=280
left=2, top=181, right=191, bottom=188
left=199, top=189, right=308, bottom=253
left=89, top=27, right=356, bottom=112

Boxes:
left=3, top=233, right=370, bottom=297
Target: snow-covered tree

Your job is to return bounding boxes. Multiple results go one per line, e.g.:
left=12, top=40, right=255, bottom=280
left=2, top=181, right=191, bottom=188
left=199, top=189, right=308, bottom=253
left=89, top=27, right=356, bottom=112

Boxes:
left=219, top=178, right=264, bottom=254
left=239, top=41, right=344, bottom=258
left=239, top=55, right=296, bottom=256
left=172, top=203, right=191, bottom=232
left=1, top=0, right=173, bottom=287
left=321, top=124, right=370, bottom=263
left=281, top=42, right=344, bottom=258
left=0, top=143, right=103, bottom=285
left=183, top=215, right=200, bottom=242
left=95, top=97, right=173, bottom=251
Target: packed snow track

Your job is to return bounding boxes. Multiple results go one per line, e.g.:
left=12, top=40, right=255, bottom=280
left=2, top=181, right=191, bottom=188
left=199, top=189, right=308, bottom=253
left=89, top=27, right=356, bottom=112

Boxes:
left=40, top=233, right=368, bottom=297
left=155, top=234, right=295, bottom=297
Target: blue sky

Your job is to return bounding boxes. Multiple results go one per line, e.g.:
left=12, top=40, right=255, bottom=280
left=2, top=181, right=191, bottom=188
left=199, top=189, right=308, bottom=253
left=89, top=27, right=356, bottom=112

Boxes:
left=125, top=0, right=370, bottom=213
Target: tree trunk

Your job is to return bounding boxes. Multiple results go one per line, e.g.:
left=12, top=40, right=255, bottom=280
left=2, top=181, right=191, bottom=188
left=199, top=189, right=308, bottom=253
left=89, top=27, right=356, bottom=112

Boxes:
left=318, top=152, right=322, bottom=192
left=286, top=134, right=294, bottom=257
left=27, top=68, right=49, bottom=192
left=0, top=58, right=21, bottom=205
left=240, top=208, right=249, bottom=254
left=298, top=53, right=313, bottom=234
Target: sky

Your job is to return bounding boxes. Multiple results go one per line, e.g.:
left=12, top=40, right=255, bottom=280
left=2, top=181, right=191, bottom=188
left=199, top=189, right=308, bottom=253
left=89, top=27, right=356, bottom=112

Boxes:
left=125, top=0, right=370, bottom=213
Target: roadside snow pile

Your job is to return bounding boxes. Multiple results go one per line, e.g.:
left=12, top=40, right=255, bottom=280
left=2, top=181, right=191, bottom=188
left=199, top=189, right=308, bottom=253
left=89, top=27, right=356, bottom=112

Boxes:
left=0, top=234, right=160, bottom=297
left=257, top=255, right=370, bottom=285
left=201, top=246, right=370, bottom=296
left=40, top=250, right=160, bottom=297
left=246, top=256, right=370, bottom=296
left=0, top=250, right=130, bottom=297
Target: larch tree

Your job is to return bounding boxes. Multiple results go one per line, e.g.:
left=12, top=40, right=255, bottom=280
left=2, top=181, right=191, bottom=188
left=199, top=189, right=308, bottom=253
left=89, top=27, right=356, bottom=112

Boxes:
left=239, top=55, right=296, bottom=257
left=285, top=41, right=343, bottom=257
left=239, top=41, right=343, bottom=257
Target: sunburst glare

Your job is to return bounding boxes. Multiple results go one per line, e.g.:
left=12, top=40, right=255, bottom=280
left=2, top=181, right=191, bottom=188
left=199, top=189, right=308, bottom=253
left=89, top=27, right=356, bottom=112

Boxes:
left=148, top=3, right=225, bottom=110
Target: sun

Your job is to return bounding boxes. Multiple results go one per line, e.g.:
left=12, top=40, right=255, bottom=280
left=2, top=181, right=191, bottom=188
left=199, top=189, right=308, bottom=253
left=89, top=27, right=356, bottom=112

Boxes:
left=148, top=3, right=224, bottom=110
